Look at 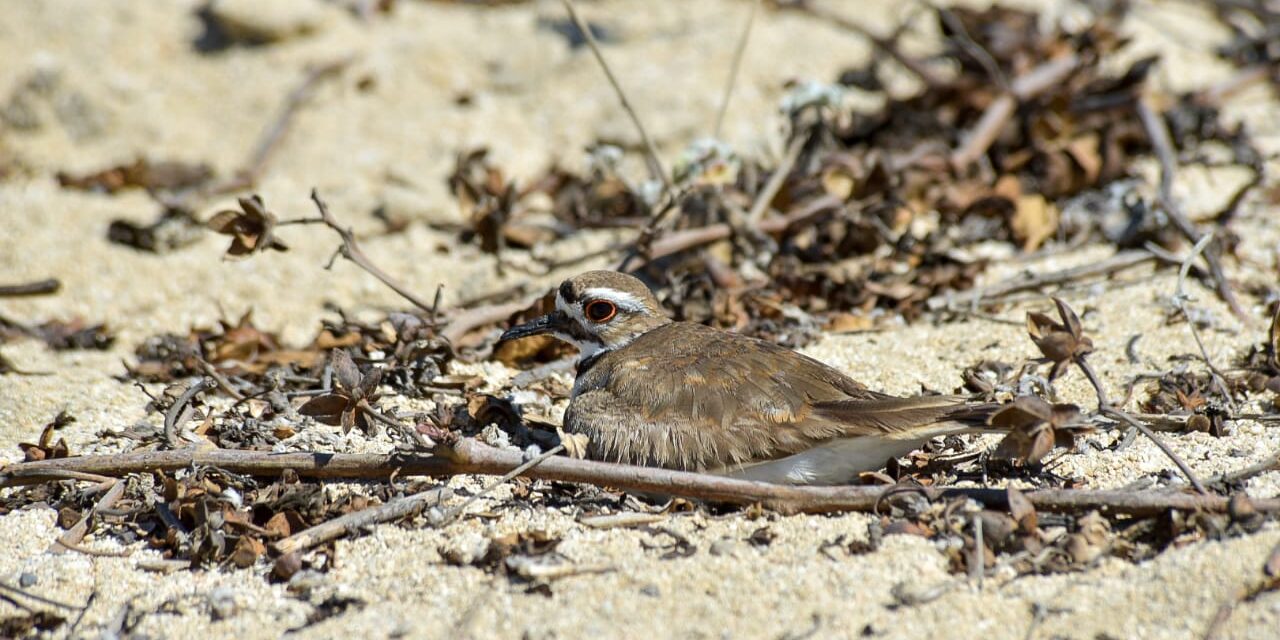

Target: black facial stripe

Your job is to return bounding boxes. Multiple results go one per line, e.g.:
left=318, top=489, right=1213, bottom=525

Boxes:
left=559, top=281, right=577, bottom=304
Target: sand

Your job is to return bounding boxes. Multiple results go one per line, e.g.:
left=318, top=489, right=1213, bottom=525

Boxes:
left=1, top=0, right=1278, bottom=638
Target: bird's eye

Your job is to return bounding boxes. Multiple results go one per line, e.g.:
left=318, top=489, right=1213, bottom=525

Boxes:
left=584, top=300, right=617, bottom=323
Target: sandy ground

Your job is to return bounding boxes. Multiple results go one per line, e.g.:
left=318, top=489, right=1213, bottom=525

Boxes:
left=2, top=0, right=1279, bottom=638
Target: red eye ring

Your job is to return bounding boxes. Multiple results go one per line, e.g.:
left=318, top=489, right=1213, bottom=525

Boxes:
left=584, top=300, right=617, bottom=323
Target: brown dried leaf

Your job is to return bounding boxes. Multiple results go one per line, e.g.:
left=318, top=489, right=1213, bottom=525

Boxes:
left=1006, top=486, right=1038, bottom=532
left=57, top=157, right=213, bottom=194
left=229, top=535, right=266, bottom=568
left=1010, top=194, right=1058, bottom=251
left=992, top=396, right=1082, bottom=464
left=297, top=394, right=350, bottom=425
left=331, top=349, right=362, bottom=391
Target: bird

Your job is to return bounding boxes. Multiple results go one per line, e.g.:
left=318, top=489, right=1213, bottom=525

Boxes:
left=500, top=270, right=998, bottom=485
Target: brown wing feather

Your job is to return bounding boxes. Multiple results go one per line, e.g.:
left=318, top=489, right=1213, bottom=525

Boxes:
left=812, top=396, right=998, bottom=437
left=567, top=322, right=995, bottom=471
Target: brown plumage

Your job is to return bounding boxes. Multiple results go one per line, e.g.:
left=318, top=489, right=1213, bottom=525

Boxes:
left=502, top=271, right=997, bottom=485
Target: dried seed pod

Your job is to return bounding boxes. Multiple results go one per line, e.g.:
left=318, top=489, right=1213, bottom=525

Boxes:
left=1026, top=298, right=1093, bottom=378
left=206, top=194, right=288, bottom=258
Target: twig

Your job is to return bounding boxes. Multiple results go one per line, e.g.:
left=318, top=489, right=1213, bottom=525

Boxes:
left=926, top=249, right=1156, bottom=310
left=196, top=359, right=246, bottom=402
left=441, top=299, right=533, bottom=347
left=1207, top=453, right=1280, bottom=489
left=309, top=189, right=437, bottom=314
left=1174, top=232, right=1238, bottom=412
left=1071, top=335, right=1210, bottom=495
left=713, top=0, right=761, bottom=139
left=439, top=444, right=567, bottom=525
left=0, top=278, right=61, bottom=297
left=1203, top=598, right=1236, bottom=640
left=4, top=440, right=1269, bottom=516
left=933, top=3, right=1009, bottom=91
left=21, top=469, right=114, bottom=484
left=1193, top=65, right=1272, bottom=107
left=640, top=194, right=843, bottom=266
left=198, top=58, right=352, bottom=199
left=559, top=0, right=671, bottom=194
left=0, top=582, right=87, bottom=612
left=745, top=133, right=806, bottom=227
left=1101, top=407, right=1209, bottom=495
left=951, top=54, right=1080, bottom=171
left=163, top=377, right=216, bottom=449
left=792, top=2, right=947, bottom=88
left=273, top=487, right=453, bottom=555
left=54, top=540, right=133, bottom=557
left=1073, top=354, right=1112, bottom=412
left=1134, top=97, right=1248, bottom=320
left=50, top=479, right=127, bottom=554
left=969, top=513, right=984, bottom=587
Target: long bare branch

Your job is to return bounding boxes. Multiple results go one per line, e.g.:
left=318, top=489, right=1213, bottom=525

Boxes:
left=3, top=440, right=1274, bottom=517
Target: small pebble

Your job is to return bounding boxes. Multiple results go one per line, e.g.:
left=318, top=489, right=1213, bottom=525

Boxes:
left=18, top=572, right=37, bottom=587
left=208, top=586, right=239, bottom=621
left=709, top=539, right=735, bottom=556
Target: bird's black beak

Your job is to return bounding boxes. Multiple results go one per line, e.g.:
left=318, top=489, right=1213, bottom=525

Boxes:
left=500, top=311, right=569, bottom=342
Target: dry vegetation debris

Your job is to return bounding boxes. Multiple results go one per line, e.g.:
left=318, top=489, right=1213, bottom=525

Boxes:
left=2, top=0, right=1280, bottom=636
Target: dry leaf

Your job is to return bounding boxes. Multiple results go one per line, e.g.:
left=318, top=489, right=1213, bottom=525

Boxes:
left=1010, top=194, right=1059, bottom=251
left=1006, top=486, right=1038, bottom=532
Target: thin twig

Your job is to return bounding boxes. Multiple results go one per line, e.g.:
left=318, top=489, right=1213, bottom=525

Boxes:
left=1207, top=453, right=1280, bottom=489
left=1174, top=232, right=1238, bottom=412
left=50, top=479, right=127, bottom=554
left=969, top=513, right=984, bottom=587
left=196, top=359, right=245, bottom=402
left=196, top=58, right=352, bottom=199
left=638, top=194, right=843, bottom=267
left=745, top=133, right=806, bottom=227
left=4, top=440, right=1267, bottom=516
left=926, top=249, right=1156, bottom=310
left=559, top=0, right=672, bottom=194
left=1101, top=407, right=1209, bottom=495
left=273, top=487, right=453, bottom=555
left=440, top=444, right=567, bottom=525
left=713, top=0, right=761, bottom=139
left=1074, top=355, right=1112, bottom=411
left=309, top=189, right=437, bottom=313
left=792, top=2, right=947, bottom=88
left=1135, top=96, right=1247, bottom=320
left=442, top=298, right=536, bottom=347
left=163, top=377, right=216, bottom=449
left=0, top=582, right=87, bottom=612
left=1072, top=340, right=1210, bottom=495
left=951, top=54, right=1080, bottom=171
left=933, top=3, right=1009, bottom=91
left=0, top=278, right=61, bottom=297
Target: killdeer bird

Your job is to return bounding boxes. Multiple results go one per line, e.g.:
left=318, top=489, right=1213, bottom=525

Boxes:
left=501, top=271, right=996, bottom=485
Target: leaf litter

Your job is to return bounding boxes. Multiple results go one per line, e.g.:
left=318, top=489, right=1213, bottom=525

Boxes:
left=4, top=6, right=1280, bottom=631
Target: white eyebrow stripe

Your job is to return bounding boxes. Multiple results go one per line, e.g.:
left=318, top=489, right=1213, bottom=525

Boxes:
left=580, top=287, right=646, bottom=312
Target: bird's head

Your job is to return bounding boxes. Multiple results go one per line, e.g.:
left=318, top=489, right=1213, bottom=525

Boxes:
left=500, top=271, right=670, bottom=358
